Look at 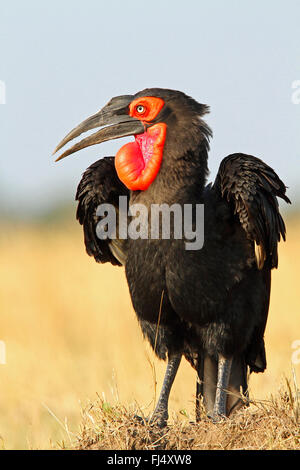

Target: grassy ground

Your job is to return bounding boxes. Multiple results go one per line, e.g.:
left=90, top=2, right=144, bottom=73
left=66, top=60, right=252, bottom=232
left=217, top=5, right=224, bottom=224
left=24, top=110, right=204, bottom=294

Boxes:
left=0, top=216, right=299, bottom=450
left=76, top=384, right=300, bottom=450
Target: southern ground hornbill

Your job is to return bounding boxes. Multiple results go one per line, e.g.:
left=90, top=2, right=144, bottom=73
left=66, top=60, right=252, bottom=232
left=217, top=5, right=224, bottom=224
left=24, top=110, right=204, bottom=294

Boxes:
left=53, top=88, right=290, bottom=424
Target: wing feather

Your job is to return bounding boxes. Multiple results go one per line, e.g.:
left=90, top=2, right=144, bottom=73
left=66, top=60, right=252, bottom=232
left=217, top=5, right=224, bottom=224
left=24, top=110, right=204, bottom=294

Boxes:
left=214, top=153, right=290, bottom=269
left=76, top=157, right=129, bottom=266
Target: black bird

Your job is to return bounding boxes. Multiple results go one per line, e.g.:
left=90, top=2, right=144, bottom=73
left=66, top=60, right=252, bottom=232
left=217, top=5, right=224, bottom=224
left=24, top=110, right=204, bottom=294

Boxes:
left=53, top=88, right=290, bottom=424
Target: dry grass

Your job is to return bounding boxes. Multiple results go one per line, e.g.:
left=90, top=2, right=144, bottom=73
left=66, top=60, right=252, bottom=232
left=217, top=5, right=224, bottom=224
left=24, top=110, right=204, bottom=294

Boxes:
left=75, top=381, right=300, bottom=450
left=0, top=215, right=299, bottom=450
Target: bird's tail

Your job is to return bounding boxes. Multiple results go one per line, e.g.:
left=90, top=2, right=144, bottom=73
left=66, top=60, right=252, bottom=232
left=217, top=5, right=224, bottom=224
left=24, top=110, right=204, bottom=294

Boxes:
left=196, top=353, right=248, bottom=418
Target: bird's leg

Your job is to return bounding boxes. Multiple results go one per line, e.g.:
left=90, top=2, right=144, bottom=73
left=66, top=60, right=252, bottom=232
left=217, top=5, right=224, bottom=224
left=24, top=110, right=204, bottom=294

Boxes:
left=212, top=354, right=233, bottom=421
left=195, top=378, right=202, bottom=423
left=195, top=355, right=204, bottom=422
left=151, top=353, right=182, bottom=427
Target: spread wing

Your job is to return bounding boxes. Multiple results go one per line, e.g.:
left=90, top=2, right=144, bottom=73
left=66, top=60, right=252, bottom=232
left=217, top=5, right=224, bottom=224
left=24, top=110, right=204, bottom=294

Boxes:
left=76, top=157, right=129, bottom=266
left=213, top=153, right=291, bottom=269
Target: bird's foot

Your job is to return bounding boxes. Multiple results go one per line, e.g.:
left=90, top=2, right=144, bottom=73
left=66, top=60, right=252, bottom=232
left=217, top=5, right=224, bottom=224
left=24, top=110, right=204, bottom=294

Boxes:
left=133, top=410, right=168, bottom=428
left=133, top=414, right=147, bottom=425
left=150, top=413, right=168, bottom=428
left=208, top=412, right=227, bottom=424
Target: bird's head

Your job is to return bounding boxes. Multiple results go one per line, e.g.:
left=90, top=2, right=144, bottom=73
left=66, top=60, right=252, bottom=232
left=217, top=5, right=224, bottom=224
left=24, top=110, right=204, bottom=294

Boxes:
left=53, top=88, right=211, bottom=190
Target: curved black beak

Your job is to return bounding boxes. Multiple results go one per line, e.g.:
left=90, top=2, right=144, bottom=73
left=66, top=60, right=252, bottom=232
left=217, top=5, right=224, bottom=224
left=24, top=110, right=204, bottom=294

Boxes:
left=53, top=95, right=144, bottom=161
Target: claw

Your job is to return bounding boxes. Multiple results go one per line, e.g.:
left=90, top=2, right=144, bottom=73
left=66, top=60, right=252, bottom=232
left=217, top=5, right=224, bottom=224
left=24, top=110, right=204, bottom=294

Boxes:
left=133, top=413, right=168, bottom=428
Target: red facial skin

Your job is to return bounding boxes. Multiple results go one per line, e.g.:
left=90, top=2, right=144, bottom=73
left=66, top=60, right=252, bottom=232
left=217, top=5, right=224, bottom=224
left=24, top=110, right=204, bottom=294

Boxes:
left=115, top=97, right=166, bottom=190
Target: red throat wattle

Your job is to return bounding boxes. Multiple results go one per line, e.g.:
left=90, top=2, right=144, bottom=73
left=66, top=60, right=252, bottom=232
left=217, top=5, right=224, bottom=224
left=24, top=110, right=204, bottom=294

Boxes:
left=115, top=123, right=167, bottom=190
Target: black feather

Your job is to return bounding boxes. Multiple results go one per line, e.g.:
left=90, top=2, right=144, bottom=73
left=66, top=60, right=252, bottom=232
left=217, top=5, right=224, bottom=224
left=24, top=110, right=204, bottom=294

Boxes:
left=214, top=153, right=290, bottom=269
left=76, top=157, right=129, bottom=266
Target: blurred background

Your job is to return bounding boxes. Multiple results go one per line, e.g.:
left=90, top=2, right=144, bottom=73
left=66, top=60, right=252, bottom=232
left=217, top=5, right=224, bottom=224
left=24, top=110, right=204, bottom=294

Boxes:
left=0, top=0, right=299, bottom=449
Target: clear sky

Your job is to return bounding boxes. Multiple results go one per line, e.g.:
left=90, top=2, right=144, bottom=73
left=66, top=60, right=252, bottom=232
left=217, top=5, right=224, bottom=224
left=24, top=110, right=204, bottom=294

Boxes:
left=0, top=0, right=299, bottom=216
